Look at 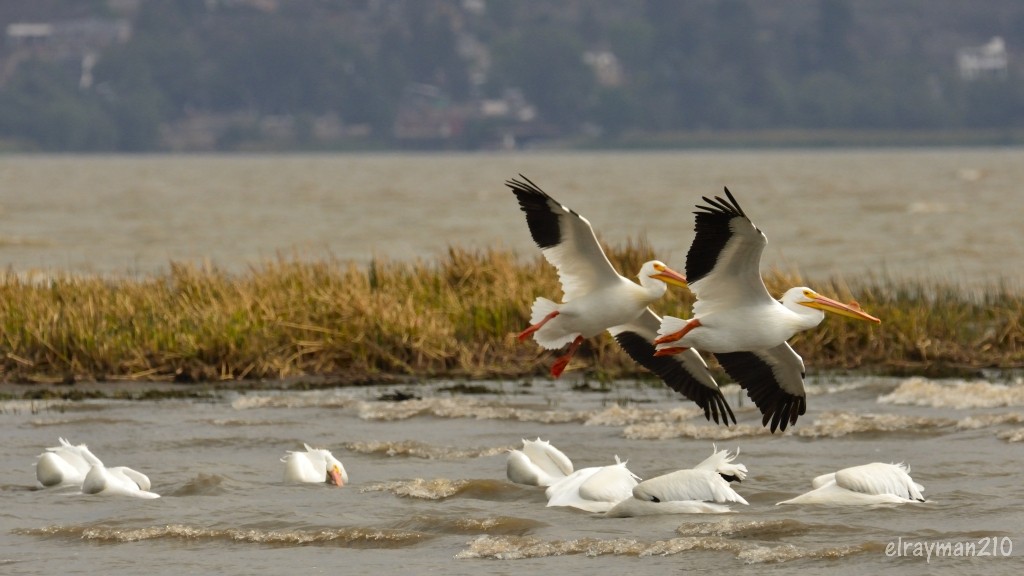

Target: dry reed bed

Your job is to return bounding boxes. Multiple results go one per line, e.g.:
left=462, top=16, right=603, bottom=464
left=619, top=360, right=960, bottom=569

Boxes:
left=1, top=243, right=1021, bottom=385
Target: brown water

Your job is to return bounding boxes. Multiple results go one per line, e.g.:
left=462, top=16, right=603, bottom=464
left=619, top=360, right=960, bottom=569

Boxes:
left=2, top=376, right=1023, bottom=574
left=1, top=149, right=1022, bottom=287
left=1, top=150, right=1023, bottom=574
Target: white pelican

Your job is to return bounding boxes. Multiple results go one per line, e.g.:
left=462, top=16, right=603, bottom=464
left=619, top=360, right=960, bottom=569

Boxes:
left=777, top=462, right=925, bottom=505
left=508, top=175, right=735, bottom=425
left=35, top=437, right=102, bottom=488
left=604, top=446, right=748, bottom=517
left=545, top=456, right=641, bottom=513
left=506, top=438, right=574, bottom=487
left=82, top=463, right=160, bottom=499
left=653, top=189, right=880, bottom=432
left=282, top=443, right=348, bottom=486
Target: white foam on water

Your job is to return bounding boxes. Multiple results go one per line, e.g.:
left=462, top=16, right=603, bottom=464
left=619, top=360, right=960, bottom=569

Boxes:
left=878, top=377, right=1024, bottom=409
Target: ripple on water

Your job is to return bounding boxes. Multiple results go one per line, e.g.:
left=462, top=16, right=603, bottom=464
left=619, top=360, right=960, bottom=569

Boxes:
left=454, top=534, right=878, bottom=562
left=878, top=377, right=1024, bottom=409
left=343, top=439, right=506, bottom=460
left=361, top=478, right=522, bottom=501
left=15, top=524, right=431, bottom=548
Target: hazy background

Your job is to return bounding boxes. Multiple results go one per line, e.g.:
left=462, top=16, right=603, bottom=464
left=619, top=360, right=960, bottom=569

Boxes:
left=0, top=0, right=1022, bottom=152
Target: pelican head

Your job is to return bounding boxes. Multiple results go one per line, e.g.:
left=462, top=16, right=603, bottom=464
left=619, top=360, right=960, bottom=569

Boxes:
left=322, top=452, right=348, bottom=486
left=784, top=287, right=881, bottom=324
left=641, top=260, right=688, bottom=289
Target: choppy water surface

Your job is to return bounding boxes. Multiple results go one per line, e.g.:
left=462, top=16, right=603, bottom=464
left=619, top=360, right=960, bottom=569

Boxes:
left=1, top=149, right=1022, bottom=287
left=3, top=376, right=1023, bottom=575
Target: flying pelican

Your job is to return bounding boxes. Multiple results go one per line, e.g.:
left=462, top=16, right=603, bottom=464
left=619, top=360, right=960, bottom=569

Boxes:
left=653, top=188, right=880, bottom=432
left=777, top=462, right=925, bottom=505
left=508, top=175, right=735, bottom=425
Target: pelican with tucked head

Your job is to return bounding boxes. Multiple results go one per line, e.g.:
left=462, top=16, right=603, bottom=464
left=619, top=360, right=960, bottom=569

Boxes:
left=509, top=175, right=734, bottom=426
left=777, top=462, right=925, bottom=506
left=282, top=443, right=348, bottom=486
left=653, top=189, right=880, bottom=432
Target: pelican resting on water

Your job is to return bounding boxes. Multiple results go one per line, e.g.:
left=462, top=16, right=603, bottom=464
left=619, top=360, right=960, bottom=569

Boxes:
left=35, top=437, right=158, bottom=497
left=545, top=456, right=641, bottom=513
left=508, top=175, right=735, bottom=426
left=653, top=188, right=880, bottom=432
left=282, top=443, right=348, bottom=486
left=605, top=445, right=748, bottom=517
left=777, top=462, right=925, bottom=506
left=35, top=437, right=102, bottom=488
left=82, top=462, right=160, bottom=499
left=506, top=438, right=574, bottom=487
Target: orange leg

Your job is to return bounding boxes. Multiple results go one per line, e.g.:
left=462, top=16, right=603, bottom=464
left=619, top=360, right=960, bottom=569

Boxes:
left=518, top=310, right=559, bottom=341
left=550, top=335, right=584, bottom=378
left=654, top=318, right=702, bottom=346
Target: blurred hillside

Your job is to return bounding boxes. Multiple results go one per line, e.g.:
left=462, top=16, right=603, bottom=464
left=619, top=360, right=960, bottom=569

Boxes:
left=1, top=0, right=1022, bottom=151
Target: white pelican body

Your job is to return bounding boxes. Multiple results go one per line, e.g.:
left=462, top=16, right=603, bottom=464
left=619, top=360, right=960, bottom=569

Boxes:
left=35, top=437, right=102, bottom=488
left=282, top=443, right=348, bottom=486
left=545, top=456, right=640, bottom=513
left=654, top=189, right=880, bottom=432
left=778, top=462, right=925, bottom=506
left=509, top=175, right=734, bottom=425
left=604, top=446, right=746, bottom=517
left=506, top=438, right=574, bottom=487
left=82, top=463, right=160, bottom=499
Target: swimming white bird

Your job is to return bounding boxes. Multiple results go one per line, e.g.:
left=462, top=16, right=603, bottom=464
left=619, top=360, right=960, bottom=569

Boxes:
left=506, top=438, right=574, bottom=487
left=508, top=175, right=735, bottom=425
left=777, top=462, right=925, bottom=506
left=35, top=437, right=103, bottom=488
left=630, top=446, right=749, bottom=504
left=545, top=456, right=641, bottom=513
left=653, top=189, right=880, bottom=432
left=82, top=463, right=160, bottom=499
left=282, top=443, right=348, bottom=486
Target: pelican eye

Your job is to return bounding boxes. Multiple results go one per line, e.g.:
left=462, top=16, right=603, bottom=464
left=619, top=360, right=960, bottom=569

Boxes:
left=650, top=496, right=660, bottom=503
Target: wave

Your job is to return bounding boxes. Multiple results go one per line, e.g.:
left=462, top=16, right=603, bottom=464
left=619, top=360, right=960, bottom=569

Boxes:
left=997, top=428, right=1024, bottom=442
left=361, top=478, right=522, bottom=501
left=391, top=514, right=545, bottom=536
left=878, top=377, right=1024, bottom=409
left=955, top=412, right=1024, bottom=430
left=167, top=473, right=237, bottom=497
left=454, top=534, right=876, bottom=562
left=674, top=518, right=822, bottom=539
left=343, top=440, right=506, bottom=460
left=623, top=422, right=766, bottom=440
left=357, top=398, right=593, bottom=423
left=230, top=392, right=360, bottom=410
left=794, top=411, right=955, bottom=438
left=15, top=524, right=429, bottom=548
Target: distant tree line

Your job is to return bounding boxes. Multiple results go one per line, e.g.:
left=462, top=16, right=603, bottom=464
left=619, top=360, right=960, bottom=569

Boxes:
left=0, top=0, right=1021, bottom=151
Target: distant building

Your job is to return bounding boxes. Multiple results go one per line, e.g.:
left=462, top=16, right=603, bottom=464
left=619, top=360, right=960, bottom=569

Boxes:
left=3, top=18, right=132, bottom=88
left=957, top=36, right=1008, bottom=80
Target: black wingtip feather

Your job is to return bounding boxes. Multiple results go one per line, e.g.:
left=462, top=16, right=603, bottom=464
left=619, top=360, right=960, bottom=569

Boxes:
left=506, top=174, right=569, bottom=250
left=715, top=351, right=806, bottom=434
left=614, top=331, right=736, bottom=427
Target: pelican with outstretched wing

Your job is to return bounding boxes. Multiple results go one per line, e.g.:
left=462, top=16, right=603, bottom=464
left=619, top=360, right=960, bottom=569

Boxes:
left=508, top=175, right=735, bottom=425
left=654, top=188, right=880, bottom=432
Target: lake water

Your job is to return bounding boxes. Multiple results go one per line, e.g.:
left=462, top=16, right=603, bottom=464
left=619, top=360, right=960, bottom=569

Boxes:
left=2, top=376, right=1023, bottom=575
left=1, top=149, right=1023, bottom=287
left=1, top=150, right=1023, bottom=574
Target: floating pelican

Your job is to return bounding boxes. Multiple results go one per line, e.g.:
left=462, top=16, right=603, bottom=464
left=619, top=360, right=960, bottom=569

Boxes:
left=35, top=437, right=102, bottom=488
left=282, top=443, right=348, bottom=486
left=506, top=438, right=574, bottom=487
left=545, top=456, right=640, bottom=513
left=777, top=462, right=925, bottom=505
left=82, top=463, right=160, bottom=499
left=508, top=175, right=734, bottom=425
left=605, top=446, right=748, bottom=517
left=654, top=189, right=880, bottom=432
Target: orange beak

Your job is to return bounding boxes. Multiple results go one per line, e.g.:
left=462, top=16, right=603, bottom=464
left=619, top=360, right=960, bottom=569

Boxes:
left=329, top=466, right=344, bottom=487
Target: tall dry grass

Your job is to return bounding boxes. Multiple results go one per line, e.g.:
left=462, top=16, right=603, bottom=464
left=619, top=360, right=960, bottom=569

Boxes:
left=0, top=242, right=1021, bottom=384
